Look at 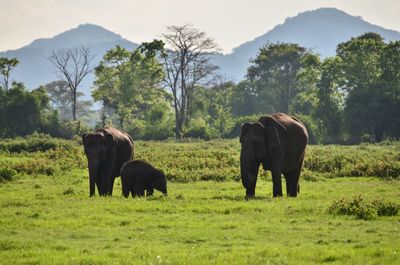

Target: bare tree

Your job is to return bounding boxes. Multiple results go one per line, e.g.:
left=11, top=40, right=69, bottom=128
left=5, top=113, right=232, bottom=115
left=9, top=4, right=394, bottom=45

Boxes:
left=161, top=24, right=220, bottom=139
left=49, top=47, right=94, bottom=121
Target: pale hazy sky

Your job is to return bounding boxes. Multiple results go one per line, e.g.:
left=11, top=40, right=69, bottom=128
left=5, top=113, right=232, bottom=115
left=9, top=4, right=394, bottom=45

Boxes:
left=1, top=0, right=399, bottom=53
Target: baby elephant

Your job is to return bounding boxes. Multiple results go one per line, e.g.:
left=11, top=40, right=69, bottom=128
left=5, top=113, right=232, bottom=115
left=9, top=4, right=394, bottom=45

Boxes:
left=120, top=160, right=167, bottom=197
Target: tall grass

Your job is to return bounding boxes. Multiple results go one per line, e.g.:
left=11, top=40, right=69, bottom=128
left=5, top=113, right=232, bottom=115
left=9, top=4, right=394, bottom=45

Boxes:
left=1, top=135, right=399, bottom=183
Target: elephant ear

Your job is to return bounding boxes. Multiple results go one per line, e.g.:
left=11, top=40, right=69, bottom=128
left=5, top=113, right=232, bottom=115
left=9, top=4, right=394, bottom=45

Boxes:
left=240, top=123, right=252, bottom=143
left=266, top=126, right=280, bottom=150
left=258, top=115, right=286, bottom=133
left=104, top=133, right=115, bottom=150
left=81, top=133, right=87, bottom=144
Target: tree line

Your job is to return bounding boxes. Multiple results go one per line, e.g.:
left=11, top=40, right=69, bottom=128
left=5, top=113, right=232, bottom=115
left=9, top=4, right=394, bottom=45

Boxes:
left=1, top=26, right=399, bottom=143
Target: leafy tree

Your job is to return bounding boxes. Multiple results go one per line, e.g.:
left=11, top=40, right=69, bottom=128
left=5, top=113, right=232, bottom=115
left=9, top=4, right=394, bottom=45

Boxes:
left=43, top=80, right=93, bottom=121
left=337, top=33, right=399, bottom=142
left=336, top=32, right=384, bottom=91
left=0, top=57, right=19, bottom=91
left=0, top=83, right=50, bottom=137
left=230, top=80, right=274, bottom=117
left=93, top=42, right=168, bottom=134
left=247, top=43, right=311, bottom=113
left=314, top=57, right=345, bottom=143
left=381, top=41, right=400, bottom=99
left=205, top=82, right=235, bottom=137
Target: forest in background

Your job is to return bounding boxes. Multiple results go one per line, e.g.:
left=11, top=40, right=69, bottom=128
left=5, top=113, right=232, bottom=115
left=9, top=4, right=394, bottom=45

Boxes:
left=1, top=26, right=400, bottom=144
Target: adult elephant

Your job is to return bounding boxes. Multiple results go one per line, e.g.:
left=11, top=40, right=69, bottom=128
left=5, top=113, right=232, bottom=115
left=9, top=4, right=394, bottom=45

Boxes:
left=82, top=127, right=134, bottom=197
left=240, top=113, right=308, bottom=198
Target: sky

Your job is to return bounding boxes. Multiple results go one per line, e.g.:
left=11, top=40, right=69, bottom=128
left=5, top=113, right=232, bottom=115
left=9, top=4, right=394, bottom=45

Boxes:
left=1, top=0, right=400, bottom=53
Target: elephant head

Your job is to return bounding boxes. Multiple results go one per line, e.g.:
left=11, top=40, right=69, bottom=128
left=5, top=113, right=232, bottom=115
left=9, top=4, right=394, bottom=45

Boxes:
left=150, top=169, right=168, bottom=195
left=82, top=132, right=115, bottom=196
left=240, top=117, right=286, bottom=197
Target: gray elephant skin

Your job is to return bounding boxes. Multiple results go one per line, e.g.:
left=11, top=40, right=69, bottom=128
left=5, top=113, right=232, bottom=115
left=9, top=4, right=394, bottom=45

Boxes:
left=82, top=127, right=134, bottom=196
left=240, top=113, right=308, bottom=198
left=120, top=160, right=167, bottom=197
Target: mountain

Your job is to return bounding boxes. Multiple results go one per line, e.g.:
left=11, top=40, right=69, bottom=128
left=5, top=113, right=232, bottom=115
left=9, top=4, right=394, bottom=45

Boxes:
left=0, top=24, right=139, bottom=98
left=214, top=8, right=400, bottom=80
left=2, top=8, right=400, bottom=95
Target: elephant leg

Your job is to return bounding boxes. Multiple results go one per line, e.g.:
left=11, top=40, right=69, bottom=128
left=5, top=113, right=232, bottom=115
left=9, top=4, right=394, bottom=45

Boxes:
left=99, top=164, right=115, bottom=196
left=109, top=176, right=116, bottom=196
left=122, top=183, right=130, bottom=198
left=146, top=187, right=154, bottom=197
left=284, top=167, right=301, bottom=197
left=95, top=175, right=103, bottom=195
left=271, top=168, right=283, bottom=197
left=243, top=169, right=259, bottom=199
left=134, top=184, right=145, bottom=197
left=89, top=175, right=96, bottom=197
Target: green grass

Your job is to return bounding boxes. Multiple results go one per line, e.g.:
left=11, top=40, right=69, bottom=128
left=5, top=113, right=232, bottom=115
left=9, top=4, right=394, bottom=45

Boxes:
left=0, top=137, right=399, bottom=264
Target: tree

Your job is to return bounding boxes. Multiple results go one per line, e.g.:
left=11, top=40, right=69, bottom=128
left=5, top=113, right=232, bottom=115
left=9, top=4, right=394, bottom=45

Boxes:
left=230, top=80, right=274, bottom=117
left=0, top=57, right=19, bottom=91
left=93, top=42, right=167, bottom=131
left=0, top=83, right=50, bottom=137
left=336, top=32, right=384, bottom=92
left=381, top=41, right=400, bottom=99
left=49, top=47, right=94, bottom=121
left=247, top=43, right=311, bottom=113
left=206, top=82, right=235, bottom=137
left=161, top=24, right=219, bottom=139
left=43, top=80, right=93, bottom=121
left=332, top=33, right=400, bottom=142
left=310, top=57, right=345, bottom=143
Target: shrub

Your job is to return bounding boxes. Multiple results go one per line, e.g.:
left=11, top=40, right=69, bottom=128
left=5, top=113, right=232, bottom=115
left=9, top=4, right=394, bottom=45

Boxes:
left=372, top=200, right=399, bottom=216
left=328, top=195, right=399, bottom=220
left=183, top=119, right=212, bottom=140
left=0, top=133, right=73, bottom=153
left=0, top=167, right=16, bottom=183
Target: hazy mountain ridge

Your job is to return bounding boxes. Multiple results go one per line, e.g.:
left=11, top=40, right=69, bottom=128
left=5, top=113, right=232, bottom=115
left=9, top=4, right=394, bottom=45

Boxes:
left=0, top=24, right=139, bottom=98
left=2, top=8, right=400, bottom=96
left=215, top=8, right=400, bottom=80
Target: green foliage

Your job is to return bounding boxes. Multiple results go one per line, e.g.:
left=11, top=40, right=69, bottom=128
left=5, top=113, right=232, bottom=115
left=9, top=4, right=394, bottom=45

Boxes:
left=0, top=84, right=56, bottom=137
left=373, top=199, right=400, bottom=216
left=182, top=118, right=213, bottom=140
left=0, top=167, right=16, bottom=183
left=0, top=57, right=19, bottom=91
left=247, top=43, right=313, bottom=113
left=204, top=82, right=235, bottom=138
left=225, top=114, right=262, bottom=138
left=327, top=195, right=377, bottom=220
left=92, top=43, right=167, bottom=131
left=304, top=144, right=400, bottom=179
left=0, top=133, right=74, bottom=153
left=328, top=195, right=399, bottom=220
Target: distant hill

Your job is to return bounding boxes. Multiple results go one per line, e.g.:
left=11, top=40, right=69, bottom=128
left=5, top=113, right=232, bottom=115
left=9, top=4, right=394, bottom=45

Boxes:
left=1, top=8, right=400, bottom=96
left=214, top=8, right=400, bottom=80
left=0, top=24, right=139, bottom=98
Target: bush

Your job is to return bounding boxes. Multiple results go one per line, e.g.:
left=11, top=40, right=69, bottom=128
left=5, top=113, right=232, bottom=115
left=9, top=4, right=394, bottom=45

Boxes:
left=327, top=195, right=399, bottom=220
left=372, top=200, right=399, bottom=216
left=327, top=195, right=376, bottom=220
left=183, top=119, right=212, bottom=140
left=0, top=133, right=73, bottom=153
left=0, top=167, right=16, bottom=182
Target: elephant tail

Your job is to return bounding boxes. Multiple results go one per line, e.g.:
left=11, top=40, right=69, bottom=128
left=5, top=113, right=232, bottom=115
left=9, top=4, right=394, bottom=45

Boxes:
left=297, top=184, right=300, bottom=194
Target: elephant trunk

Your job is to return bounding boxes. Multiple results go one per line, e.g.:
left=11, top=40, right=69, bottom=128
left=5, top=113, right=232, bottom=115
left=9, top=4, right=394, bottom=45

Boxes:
left=87, top=158, right=100, bottom=197
left=240, top=145, right=260, bottom=198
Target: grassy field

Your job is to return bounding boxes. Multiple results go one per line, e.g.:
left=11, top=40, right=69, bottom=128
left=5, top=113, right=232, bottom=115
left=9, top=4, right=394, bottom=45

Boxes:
left=0, top=135, right=399, bottom=264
